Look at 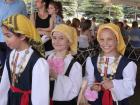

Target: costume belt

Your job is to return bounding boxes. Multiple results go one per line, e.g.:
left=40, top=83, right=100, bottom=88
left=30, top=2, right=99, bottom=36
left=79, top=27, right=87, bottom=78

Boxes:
left=10, top=85, right=31, bottom=105
left=102, top=87, right=113, bottom=105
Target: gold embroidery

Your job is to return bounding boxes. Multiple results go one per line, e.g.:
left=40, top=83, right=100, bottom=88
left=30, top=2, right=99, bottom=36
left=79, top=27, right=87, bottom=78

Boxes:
left=97, top=54, right=121, bottom=80
left=11, top=50, right=29, bottom=86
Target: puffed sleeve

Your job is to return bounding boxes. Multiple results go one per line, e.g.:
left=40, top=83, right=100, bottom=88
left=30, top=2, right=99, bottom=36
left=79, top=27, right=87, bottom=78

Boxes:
left=31, top=58, right=49, bottom=105
left=111, top=61, right=137, bottom=101
left=0, top=64, right=10, bottom=105
left=85, top=57, right=95, bottom=86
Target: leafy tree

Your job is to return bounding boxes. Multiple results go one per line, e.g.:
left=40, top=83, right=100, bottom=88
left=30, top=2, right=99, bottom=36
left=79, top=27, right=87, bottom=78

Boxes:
left=78, top=0, right=104, bottom=18
left=24, top=0, right=140, bottom=21
left=57, top=0, right=78, bottom=18
left=103, top=5, right=123, bottom=19
left=123, top=6, right=140, bottom=20
left=78, top=0, right=123, bottom=19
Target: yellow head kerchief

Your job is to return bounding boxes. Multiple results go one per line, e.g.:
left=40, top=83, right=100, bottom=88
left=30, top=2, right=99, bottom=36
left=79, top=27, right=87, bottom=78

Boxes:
left=97, top=23, right=126, bottom=55
left=51, top=24, right=77, bottom=55
left=2, top=14, right=45, bottom=56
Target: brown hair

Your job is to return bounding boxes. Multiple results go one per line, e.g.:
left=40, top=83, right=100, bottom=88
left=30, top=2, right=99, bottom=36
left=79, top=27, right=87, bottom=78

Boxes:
left=80, top=19, right=91, bottom=32
left=49, top=1, right=63, bottom=18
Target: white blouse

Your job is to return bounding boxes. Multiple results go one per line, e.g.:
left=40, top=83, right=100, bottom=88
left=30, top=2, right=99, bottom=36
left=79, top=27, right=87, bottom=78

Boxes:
left=0, top=47, right=49, bottom=105
left=85, top=56, right=137, bottom=101
left=47, top=52, right=82, bottom=101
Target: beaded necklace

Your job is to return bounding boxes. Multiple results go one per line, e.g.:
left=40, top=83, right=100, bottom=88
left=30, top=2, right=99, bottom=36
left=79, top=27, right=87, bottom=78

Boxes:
left=97, top=54, right=121, bottom=80
left=11, top=49, right=29, bottom=86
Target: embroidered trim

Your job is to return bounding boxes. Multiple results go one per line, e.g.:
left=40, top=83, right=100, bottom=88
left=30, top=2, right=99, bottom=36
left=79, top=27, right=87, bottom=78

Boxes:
left=97, top=54, right=121, bottom=80
left=11, top=50, right=30, bottom=85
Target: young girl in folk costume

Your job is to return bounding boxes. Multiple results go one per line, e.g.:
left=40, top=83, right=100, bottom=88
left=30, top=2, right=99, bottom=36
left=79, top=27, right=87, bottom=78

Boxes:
left=0, top=14, right=49, bottom=105
left=78, top=23, right=137, bottom=105
left=47, top=24, right=82, bottom=105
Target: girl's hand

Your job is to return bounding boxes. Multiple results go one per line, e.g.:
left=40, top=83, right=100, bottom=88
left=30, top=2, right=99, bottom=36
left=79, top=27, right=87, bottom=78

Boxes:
left=77, top=94, right=89, bottom=105
left=37, top=28, right=42, bottom=31
left=90, top=83, right=101, bottom=92
left=77, top=80, right=89, bottom=105
left=37, top=28, right=47, bottom=35
left=102, top=79, right=113, bottom=90
left=49, top=69, right=57, bottom=80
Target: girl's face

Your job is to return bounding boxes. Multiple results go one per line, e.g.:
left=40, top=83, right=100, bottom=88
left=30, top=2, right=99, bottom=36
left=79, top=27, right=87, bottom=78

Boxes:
left=2, top=26, right=24, bottom=50
left=98, top=29, right=118, bottom=56
left=35, top=0, right=45, bottom=9
left=48, top=4, right=56, bottom=15
left=52, top=32, right=70, bottom=52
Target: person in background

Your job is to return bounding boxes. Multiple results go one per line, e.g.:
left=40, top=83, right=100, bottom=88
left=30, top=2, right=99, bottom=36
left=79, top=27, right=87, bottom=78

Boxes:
left=30, top=0, right=54, bottom=55
left=112, top=18, right=119, bottom=25
left=104, top=18, right=110, bottom=24
left=90, top=16, right=98, bottom=40
left=78, top=19, right=92, bottom=76
left=91, top=17, right=97, bottom=33
left=48, top=1, right=63, bottom=27
left=65, top=20, right=71, bottom=26
left=0, top=0, right=27, bottom=81
left=79, top=19, right=92, bottom=49
left=0, top=14, right=49, bottom=105
left=30, top=0, right=52, bottom=33
left=71, top=18, right=80, bottom=36
left=128, top=21, right=140, bottom=48
left=123, top=20, right=130, bottom=30
left=80, top=17, right=86, bottom=23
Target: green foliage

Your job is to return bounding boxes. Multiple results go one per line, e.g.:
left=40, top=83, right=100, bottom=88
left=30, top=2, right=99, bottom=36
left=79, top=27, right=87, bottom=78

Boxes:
left=57, top=0, right=78, bottom=17
left=78, top=0, right=123, bottom=19
left=23, top=0, right=140, bottom=20
left=24, top=0, right=31, bottom=3
left=78, top=0, right=103, bottom=18
left=123, top=6, right=140, bottom=19
left=103, top=5, right=124, bottom=19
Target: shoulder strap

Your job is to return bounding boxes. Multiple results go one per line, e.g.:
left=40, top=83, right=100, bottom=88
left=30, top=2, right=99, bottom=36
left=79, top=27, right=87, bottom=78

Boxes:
left=91, top=56, right=98, bottom=68
left=46, top=55, right=49, bottom=60
left=65, top=58, right=76, bottom=76
left=91, top=55, right=103, bottom=81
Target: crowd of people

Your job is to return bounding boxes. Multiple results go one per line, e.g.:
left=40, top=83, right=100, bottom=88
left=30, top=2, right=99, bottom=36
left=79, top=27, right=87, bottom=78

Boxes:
left=0, top=0, right=139, bottom=105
